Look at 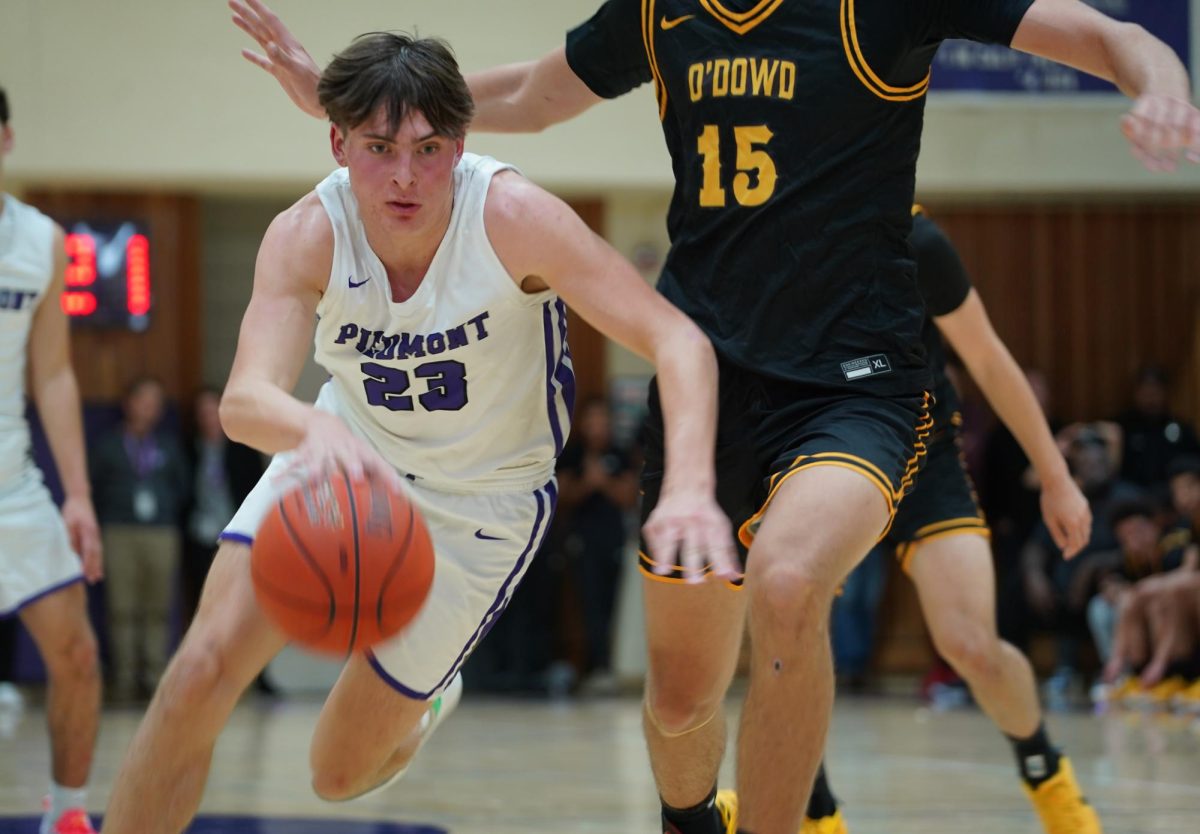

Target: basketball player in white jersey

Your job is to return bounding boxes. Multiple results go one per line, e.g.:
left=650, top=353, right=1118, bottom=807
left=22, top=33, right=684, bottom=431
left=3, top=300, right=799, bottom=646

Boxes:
left=100, top=35, right=734, bottom=833
left=0, top=87, right=105, bottom=834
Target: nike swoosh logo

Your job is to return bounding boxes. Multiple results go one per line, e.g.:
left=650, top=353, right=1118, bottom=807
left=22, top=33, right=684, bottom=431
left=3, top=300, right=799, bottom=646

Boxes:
left=348, top=275, right=371, bottom=288
left=660, top=14, right=695, bottom=30
left=474, top=529, right=504, bottom=541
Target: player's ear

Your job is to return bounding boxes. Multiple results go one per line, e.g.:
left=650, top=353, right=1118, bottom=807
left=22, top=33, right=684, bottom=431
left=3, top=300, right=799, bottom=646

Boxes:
left=453, top=137, right=464, bottom=165
left=329, top=124, right=348, bottom=167
left=1, top=124, right=13, bottom=156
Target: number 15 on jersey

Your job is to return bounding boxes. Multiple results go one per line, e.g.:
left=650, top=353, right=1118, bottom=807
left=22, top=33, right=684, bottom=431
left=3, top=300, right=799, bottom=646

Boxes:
left=697, top=125, right=777, bottom=208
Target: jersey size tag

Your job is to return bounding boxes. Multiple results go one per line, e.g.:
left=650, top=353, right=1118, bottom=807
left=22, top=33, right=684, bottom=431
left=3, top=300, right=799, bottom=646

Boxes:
left=840, top=354, right=892, bottom=382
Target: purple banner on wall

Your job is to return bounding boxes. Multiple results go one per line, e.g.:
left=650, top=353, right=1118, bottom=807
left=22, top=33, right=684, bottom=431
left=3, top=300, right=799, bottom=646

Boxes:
left=931, top=0, right=1190, bottom=93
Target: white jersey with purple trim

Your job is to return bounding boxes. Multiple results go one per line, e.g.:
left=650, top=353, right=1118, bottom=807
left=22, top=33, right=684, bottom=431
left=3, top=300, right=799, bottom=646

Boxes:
left=311, top=153, right=574, bottom=493
left=0, top=195, right=55, bottom=486
left=0, top=195, right=82, bottom=614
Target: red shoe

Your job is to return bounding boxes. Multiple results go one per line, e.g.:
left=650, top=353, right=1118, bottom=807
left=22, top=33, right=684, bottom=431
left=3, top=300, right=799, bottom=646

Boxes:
left=42, top=807, right=97, bottom=834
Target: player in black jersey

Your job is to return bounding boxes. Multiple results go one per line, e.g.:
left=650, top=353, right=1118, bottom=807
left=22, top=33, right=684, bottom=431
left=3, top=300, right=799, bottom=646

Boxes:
left=806, top=208, right=1095, bottom=832
left=233, top=0, right=1200, bottom=832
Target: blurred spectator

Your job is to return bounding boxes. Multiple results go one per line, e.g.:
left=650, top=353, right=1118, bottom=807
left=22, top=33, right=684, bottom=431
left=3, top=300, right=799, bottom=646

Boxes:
left=984, top=369, right=1056, bottom=647
left=181, top=387, right=264, bottom=630
left=556, top=396, right=638, bottom=689
left=1086, top=498, right=1180, bottom=666
left=1020, top=428, right=1142, bottom=703
left=89, top=377, right=189, bottom=701
left=1114, top=365, right=1200, bottom=489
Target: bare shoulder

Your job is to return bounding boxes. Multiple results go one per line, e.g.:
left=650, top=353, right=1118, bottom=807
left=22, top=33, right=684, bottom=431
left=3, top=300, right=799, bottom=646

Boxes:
left=483, top=170, right=587, bottom=279
left=259, top=190, right=334, bottom=292
left=483, top=169, right=564, bottom=230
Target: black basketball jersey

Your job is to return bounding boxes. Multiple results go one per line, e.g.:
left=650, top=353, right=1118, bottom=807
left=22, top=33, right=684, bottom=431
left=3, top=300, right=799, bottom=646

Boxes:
left=566, top=0, right=1033, bottom=394
left=911, top=210, right=973, bottom=429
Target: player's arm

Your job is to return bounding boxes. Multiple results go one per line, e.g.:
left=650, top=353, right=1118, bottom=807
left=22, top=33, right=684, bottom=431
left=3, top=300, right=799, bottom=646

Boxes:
left=1010, top=0, right=1200, bottom=169
left=232, top=0, right=605, bottom=132
left=936, top=291, right=1091, bottom=558
left=220, top=196, right=401, bottom=487
left=467, top=48, right=603, bottom=132
left=485, top=173, right=737, bottom=581
left=27, top=226, right=102, bottom=581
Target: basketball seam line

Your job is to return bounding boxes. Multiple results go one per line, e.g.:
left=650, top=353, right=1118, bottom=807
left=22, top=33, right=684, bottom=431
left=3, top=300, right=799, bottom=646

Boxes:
left=279, top=499, right=338, bottom=639
left=344, top=468, right=362, bottom=656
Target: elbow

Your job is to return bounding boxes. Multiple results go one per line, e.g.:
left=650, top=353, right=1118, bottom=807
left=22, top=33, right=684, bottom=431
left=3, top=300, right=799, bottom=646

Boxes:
left=218, top=387, right=252, bottom=445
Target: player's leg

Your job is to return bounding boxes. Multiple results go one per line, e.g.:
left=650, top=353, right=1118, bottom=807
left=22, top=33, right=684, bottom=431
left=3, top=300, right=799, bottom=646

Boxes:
left=307, top=481, right=554, bottom=800
left=308, top=656, right=441, bottom=800
left=100, top=541, right=286, bottom=834
left=19, top=583, right=100, bottom=788
left=909, top=533, right=1040, bottom=736
left=737, top=464, right=891, bottom=834
left=643, top=578, right=746, bottom=817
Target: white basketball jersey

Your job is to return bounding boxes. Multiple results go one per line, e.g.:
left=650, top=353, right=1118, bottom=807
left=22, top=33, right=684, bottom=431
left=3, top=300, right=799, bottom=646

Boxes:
left=312, top=153, right=574, bottom=492
left=0, top=195, right=55, bottom=484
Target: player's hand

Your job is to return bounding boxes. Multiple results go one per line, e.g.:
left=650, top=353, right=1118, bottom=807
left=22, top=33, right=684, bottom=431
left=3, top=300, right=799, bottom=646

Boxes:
left=1040, top=474, right=1091, bottom=560
left=62, top=495, right=103, bottom=583
left=643, top=487, right=739, bottom=583
left=278, top=411, right=405, bottom=491
left=230, top=0, right=325, bottom=119
left=1120, top=93, right=1200, bottom=171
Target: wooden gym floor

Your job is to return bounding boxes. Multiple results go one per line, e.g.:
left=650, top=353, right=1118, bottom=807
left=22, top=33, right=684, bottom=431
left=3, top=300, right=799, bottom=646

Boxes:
left=1, top=692, right=1198, bottom=833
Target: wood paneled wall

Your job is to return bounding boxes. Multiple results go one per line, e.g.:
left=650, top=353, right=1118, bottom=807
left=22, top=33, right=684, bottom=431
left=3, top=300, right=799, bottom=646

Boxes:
left=562, top=199, right=608, bottom=414
left=874, top=201, right=1200, bottom=675
left=925, top=203, right=1200, bottom=425
left=24, top=191, right=202, bottom=405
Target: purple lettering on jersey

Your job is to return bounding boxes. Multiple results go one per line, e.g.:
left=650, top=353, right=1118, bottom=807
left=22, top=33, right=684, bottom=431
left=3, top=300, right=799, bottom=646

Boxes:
left=334, top=323, right=359, bottom=344
left=468, top=312, right=490, bottom=340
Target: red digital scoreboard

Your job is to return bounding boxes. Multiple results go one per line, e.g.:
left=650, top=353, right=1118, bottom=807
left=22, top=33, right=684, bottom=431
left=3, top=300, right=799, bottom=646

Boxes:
left=60, top=220, right=151, bottom=331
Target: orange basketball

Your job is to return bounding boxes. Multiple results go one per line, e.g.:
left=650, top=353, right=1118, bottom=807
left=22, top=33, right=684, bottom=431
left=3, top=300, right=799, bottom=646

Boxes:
left=250, top=473, right=435, bottom=656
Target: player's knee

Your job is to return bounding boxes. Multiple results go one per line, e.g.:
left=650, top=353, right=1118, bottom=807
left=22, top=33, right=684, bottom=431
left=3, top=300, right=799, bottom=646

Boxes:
left=933, top=621, right=1001, bottom=683
left=749, top=561, right=830, bottom=635
left=310, top=761, right=381, bottom=803
left=156, top=640, right=228, bottom=713
left=44, top=625, right=100, bottom=683
left=644, top=675, right=724, bottom=735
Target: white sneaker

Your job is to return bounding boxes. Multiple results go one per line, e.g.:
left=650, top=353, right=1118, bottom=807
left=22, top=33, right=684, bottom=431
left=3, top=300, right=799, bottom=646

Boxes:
left=360, top=672, right=463, bottom=798
left=0, top=682, right=24, bottom=710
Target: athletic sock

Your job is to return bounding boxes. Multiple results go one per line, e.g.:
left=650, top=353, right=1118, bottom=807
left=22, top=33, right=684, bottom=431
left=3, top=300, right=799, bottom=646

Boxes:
left=662, top=785, right=722, bottom=834
left=45, top=783, right=87, bottom=821
left=1007, top=723, right=1062, bottom=789
left=806, top=761, right=839, bottom=819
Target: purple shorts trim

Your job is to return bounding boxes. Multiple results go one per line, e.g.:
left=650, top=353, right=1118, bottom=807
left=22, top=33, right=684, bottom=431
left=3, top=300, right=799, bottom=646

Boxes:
left=367, top=481, right=557, bottom=699
left=0, top=574, right=85, bottom=619
left=219, top=532, right=254, bottom=546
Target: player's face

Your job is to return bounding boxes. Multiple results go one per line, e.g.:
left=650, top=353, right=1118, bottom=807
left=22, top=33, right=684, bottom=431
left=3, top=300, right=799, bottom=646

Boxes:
left=331, top=108, right=463, bottom=237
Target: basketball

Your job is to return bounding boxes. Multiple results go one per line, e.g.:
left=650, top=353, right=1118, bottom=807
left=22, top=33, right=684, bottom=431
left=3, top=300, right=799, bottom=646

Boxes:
left=250, top=472, right=435, bottom=655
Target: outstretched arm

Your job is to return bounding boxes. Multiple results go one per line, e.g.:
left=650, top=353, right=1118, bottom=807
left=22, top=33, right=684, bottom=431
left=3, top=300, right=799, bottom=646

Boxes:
left=28, top=227, right=102, bottom=581
left=230, top=0, right=601, bottom=132
left=1011, top=0, right=1200, bottom=170
left=936, top=290, right=1091, bottom=558
left=485, top=173, right=736, bottom=582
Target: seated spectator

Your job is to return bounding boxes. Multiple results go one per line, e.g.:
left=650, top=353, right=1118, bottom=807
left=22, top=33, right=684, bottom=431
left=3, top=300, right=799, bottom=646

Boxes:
left=1098, top=457, right=1200, bottom=706
left=1087, top=498, right=1188, bottom=681
left=1021, top=428, right=1142, bottom=702
left=1114, top=365, right=1200, bottom=490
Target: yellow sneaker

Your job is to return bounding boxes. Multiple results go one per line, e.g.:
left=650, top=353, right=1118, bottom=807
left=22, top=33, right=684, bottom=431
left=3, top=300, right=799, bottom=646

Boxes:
left=714, top=790, right=848, bottom=834
left=801, top=809, right=848, bottom=834
left=1171, top=679, right=1200, bottom=713
left=715, top=790, right=738, bottom=834
left=1103, top=676, right=1142, bottom=707
left=1132, top=676, right=1188, bottom=709
left=1024, top=757, right=1103, bottom=834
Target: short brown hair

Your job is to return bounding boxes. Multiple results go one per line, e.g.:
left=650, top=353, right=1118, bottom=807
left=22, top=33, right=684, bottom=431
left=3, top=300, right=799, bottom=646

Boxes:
left=318, top=33, right=474, bottom=139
